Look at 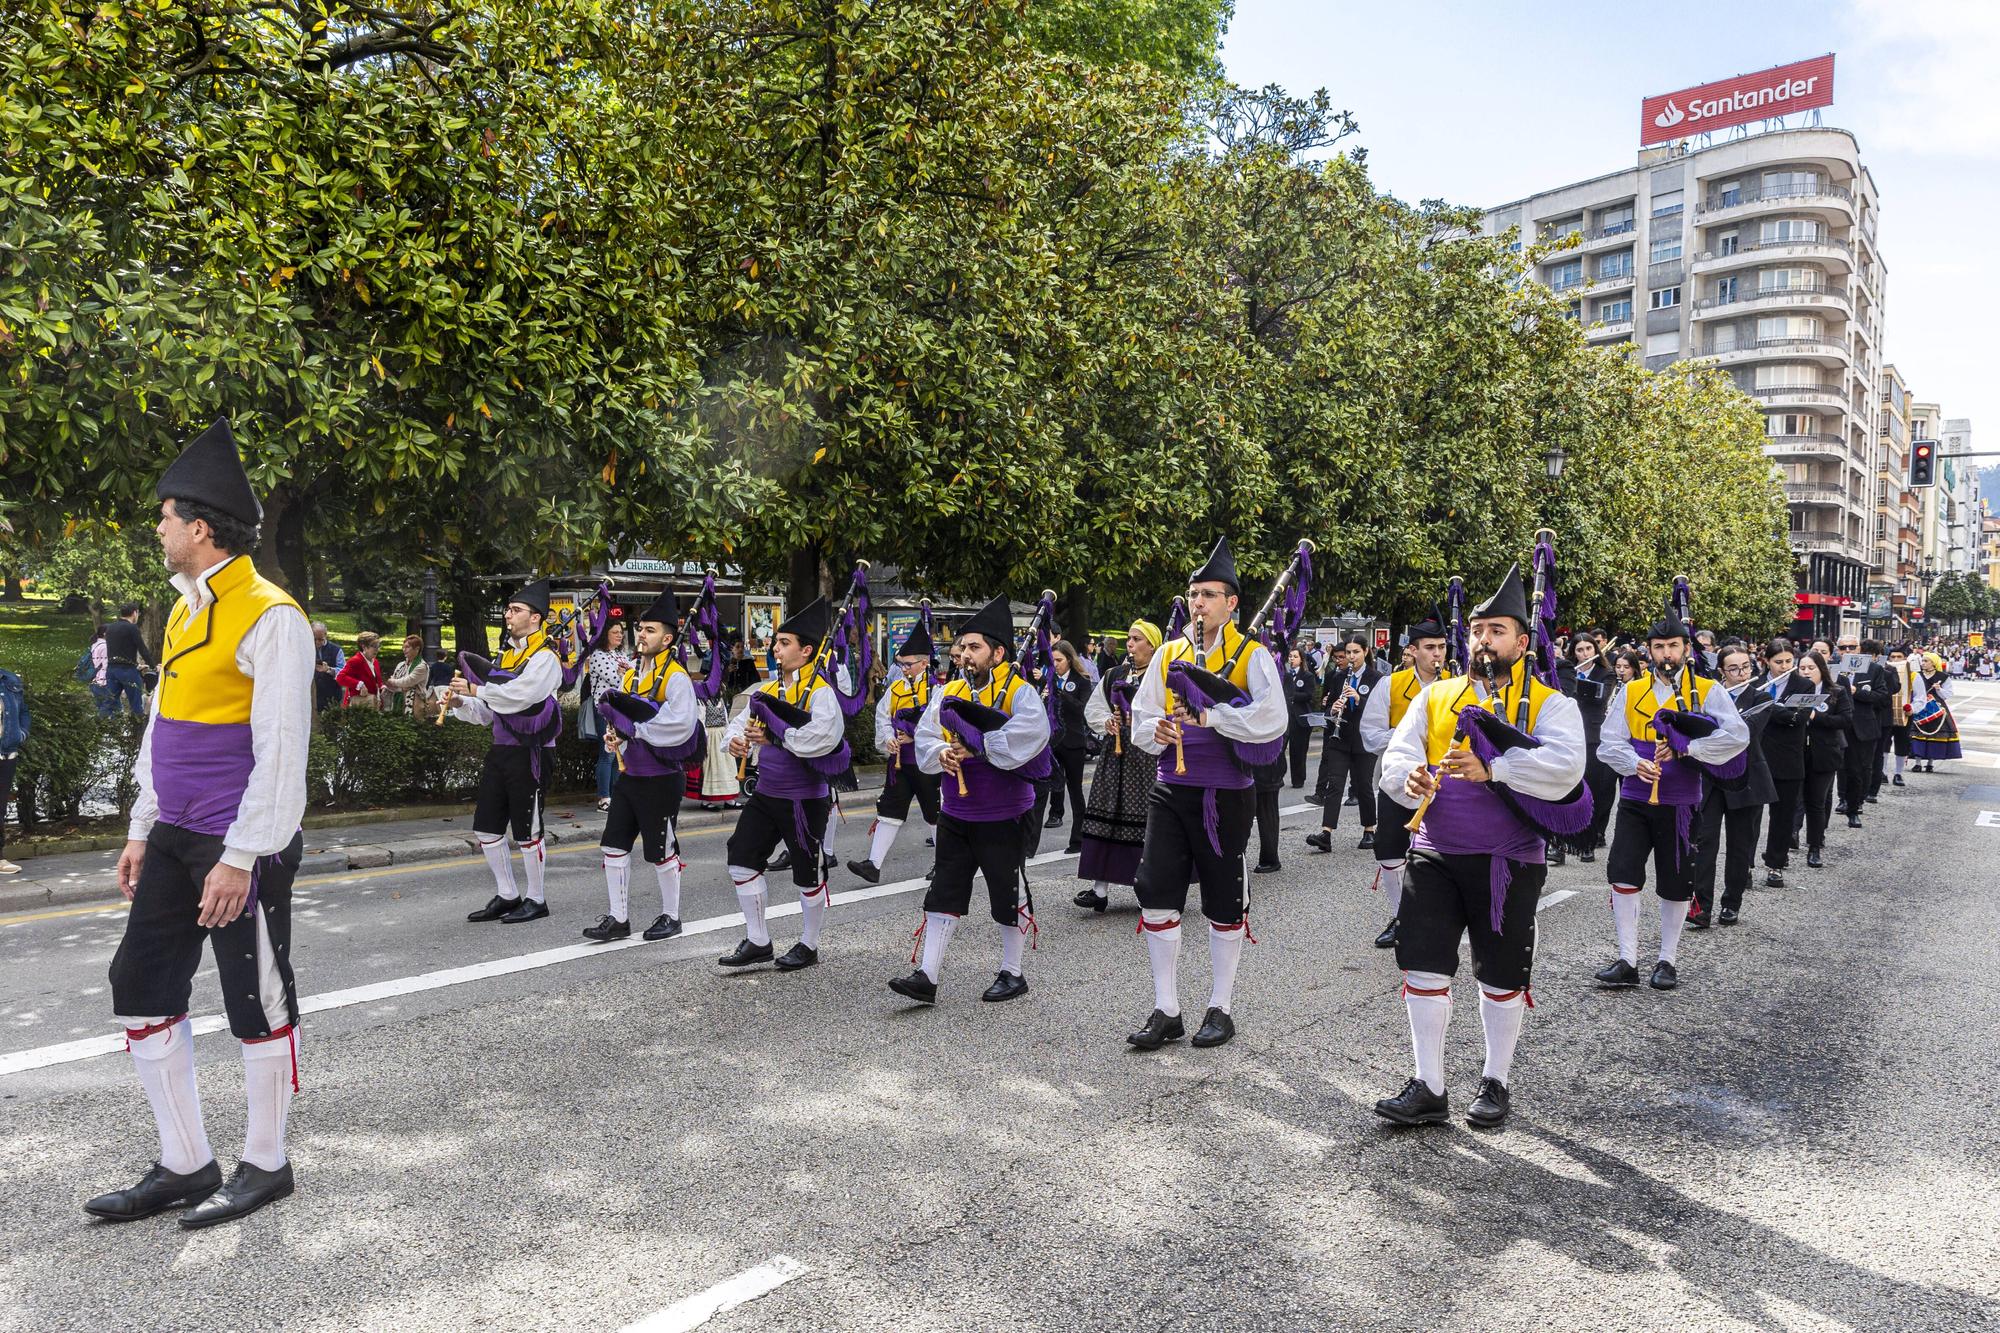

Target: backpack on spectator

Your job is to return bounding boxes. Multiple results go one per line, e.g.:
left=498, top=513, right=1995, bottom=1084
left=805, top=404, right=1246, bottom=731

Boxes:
left=73, top=649, right=95, bottom=683
left=0, top=669, right=29, bottom=753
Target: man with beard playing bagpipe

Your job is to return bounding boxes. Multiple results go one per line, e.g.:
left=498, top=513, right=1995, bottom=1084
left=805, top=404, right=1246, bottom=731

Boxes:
left=719, top=582, right=857, bottom=972
left=1074, top=618, right=1165, bottom=913
left=1593, top=579, right=1748, bottom=991
left=449, top=577, right=570, bottom=925
left=1373, top=550, right=1590, bottom=1129
left=890, top=593, right=1053, bottom=1005
left=849, top=605, right=943, bottom=885
left=1355, top=608, right=1452, bottom=950
left=1124, top=539, right=1303, bottom=1052
left=583, top=582, right=716, bottom=943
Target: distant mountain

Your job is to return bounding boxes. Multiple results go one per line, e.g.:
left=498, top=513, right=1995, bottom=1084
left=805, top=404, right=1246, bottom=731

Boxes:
left=1983, top=464, right=2000, bottom=504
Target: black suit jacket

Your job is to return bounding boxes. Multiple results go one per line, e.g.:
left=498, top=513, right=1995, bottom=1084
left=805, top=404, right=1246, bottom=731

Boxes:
left=1757, top=674, right=1812, bottom=781
left=1841, top=661, right=1892, bottom=741
left=1723, top=682, right=1778, bottom=808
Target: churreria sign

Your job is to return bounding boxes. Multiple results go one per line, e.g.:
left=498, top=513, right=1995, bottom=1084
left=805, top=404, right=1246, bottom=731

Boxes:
left=1641, top=54, right=1836, bottom=147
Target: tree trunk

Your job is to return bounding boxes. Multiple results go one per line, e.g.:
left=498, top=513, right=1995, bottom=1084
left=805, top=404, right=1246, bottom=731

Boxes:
left=257, top=482, right=311, bottom=609
left=1060, top=586, right=1092, bottom=651
left=786, top=546, right=823, bottom=616
left=449, top=569, right=492, bottom=658
left=1, top=573, right=21, bottom=601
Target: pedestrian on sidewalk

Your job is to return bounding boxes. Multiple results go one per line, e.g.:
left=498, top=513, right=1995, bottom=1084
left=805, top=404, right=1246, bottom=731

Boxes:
left=102, top=603, right=155, bottom=717
left=0, top=662, right=26, bottom=875
left=310, top=622, right=344, bottom=712
left=383, top=635, right=432, bottom=718
left=336, top=631, right=385, bottom=707
left=582, top=618, right=632, bottom=812
left=91, top=417, right=313, bottom=1229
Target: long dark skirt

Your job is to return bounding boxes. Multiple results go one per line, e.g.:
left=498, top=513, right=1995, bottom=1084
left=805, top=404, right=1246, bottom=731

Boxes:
left=1076, top=740, right=1155, bottom=887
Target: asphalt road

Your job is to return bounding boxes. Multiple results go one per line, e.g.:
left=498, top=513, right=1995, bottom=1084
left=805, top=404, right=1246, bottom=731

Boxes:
left=4, top=685, right=1998, bottom=1332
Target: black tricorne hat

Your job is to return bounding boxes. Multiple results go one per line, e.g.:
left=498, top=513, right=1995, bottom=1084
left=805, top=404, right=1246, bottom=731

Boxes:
left=895, top=619, right=935, bottom=659
left=637, top=588, right=680, bottom=629
left=1470, top=563, right=1529, bottom=629
left=1188, top=537, right=1239, bottom=594
left=507, top=579, right=551, bottom=619
left=956, top=595, right=1015, bottom=652
left=1647, top=616, right=1692, bottom=642
left=156, top=417, right=262, bottom=526
left=778, top=597, right=830, bottom=647
left=1407, top=619, right=1447, bottom=643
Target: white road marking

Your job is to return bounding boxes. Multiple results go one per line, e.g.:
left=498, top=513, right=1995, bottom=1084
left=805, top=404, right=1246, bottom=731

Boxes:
left=1977, top=811, right=2000, bottom=828
left=1538, top=889, right=1578, bottom=911
left=622, top=1255, right=810, bottom=1332
left=0, top=806, right=1325, bottom=1077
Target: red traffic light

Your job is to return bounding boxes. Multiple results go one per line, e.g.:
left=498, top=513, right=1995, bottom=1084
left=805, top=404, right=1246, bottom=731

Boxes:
left=1909, top=441, right=1937, bottom=488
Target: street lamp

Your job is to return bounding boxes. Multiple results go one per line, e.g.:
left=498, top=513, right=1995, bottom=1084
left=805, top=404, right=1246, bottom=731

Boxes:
left=1544, top=441, right=1567, bottom=482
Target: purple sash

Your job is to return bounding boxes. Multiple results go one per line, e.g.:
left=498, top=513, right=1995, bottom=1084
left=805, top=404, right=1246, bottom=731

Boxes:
left=942, top=754, right=1036, bottom=821
left=151, top=718, right=256, bottom=835
left=1155, top=726, right=1254, bottom=791
left=1619, top=736, right=1702, bottom=806
left=1412, top=776, right=1547, bottom=933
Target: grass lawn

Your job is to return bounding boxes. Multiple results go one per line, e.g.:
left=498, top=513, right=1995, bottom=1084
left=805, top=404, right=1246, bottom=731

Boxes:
left=0, top=598, right=96, bottom=691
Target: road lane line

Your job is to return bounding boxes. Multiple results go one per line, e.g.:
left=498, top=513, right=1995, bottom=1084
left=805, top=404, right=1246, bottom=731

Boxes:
left=1, top=806, right=1324, bottom=1075
left=622, top=1255, right=810, bottom=1332
left=1538, top=889, right=1578, bottom=911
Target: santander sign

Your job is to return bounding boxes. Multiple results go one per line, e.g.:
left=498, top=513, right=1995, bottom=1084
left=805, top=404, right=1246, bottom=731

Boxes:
left=1641, top=54, right=1836, bottom=146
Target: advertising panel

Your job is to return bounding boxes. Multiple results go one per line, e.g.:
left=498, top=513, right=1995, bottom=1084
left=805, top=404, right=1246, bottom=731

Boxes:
left=1642, top=55, right=1835, bottom=146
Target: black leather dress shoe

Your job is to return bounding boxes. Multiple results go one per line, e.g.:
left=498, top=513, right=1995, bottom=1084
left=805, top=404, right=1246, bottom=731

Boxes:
left=1357, top=829, right=1375, bottom=850
left=846, top=858, right=882, bottom=884
left=1649, top=959, right=1679, bottom=990
left=717, top=939, right=774, bottom=968
left=1892, top=774, right=1905, bottom=786
left=768, top=849, right=792, bottom=872
left=1846, top=814, right=1862, bottom=829
left=1546, top=843, right=1565, bottom=866
left=1594, top=959, right=1641, bottom=987
left=1789, top=834, right=1801, bottom=851
left=1466, top=1077, right=1511, bottom=1128
left=981, top=971, right=1028, bottom=1003
left=581, top=914, right=630, bottom=942
left=1865, top=795, right=1878, bottom=804
left=1074, top=887, right=1108, bottom=912
left=1064, top=840, right=1082, bottom=855
left=466, top=895, right=516, bottom=922
left=84, top=1160, right=221, bottom=1222
left=500, top=898, right=550, bottom=924
left=888, top=969, right=938, bottom=1004
left=1578, top=847, right=1597, bottom=863
left=1190, top=1006, right=1235, bottom=1048
left=1303, top=830, right=1332, bottom=853
left=1374, top=1078, right=1448, bottom=1125
left=1044, top=810, right=1064, bottom=828
left=1765, top=870, right=1785, bottom=888
left=642, top=914, right=682, bottom=941
left=1806, top=848, right=1823, bottom=868
left=1126, top=1009, right=1185, bottom=1050
left=178, top=1161, right=294, bottom=1230
left=772, top=943, right=819, bottom=971
left=1253, top=859, right=1282, bottom=874
left=1717, top=906, right=1739, bottom=925
left=1344, top=794, right=1358, bottom=806
left=1373, top=917, right=1399, bottom=949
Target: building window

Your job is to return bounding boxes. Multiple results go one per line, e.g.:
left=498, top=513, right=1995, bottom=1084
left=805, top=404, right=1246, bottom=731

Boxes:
left=1712, top=276, right=1737, bottom=304
left=1760, top=218, right=1823, bottom=244
left=1717, top=231, right=1739, bottom=256
left=1565, top=300, right=1582, bottom=321
left=1548, top=259, right=1582, bottom=291
left=1762, top=169, right=1822, bottom=197
left=1597, top=204, right=1634, bottom=235
left=1709, top=325, right=1739, bottom=353
left=1544, top=215, right=1582, bottom=241
left=1651, top=189, right=1684, bottom=217
left=1597, top=253, right=1632, bottom=280
left=1650, top=235, right=1683, bottom=263
left=1761, top=267, right=1817, bottom=292
left=1597, top=298, right=1632, bottom=323
left=1754, top=364, right=1822, bottom=389
left=1649, top=286, right=1681, bottom=310
left=1757, top=315, right=1821, bottom=341
left=1714, top=179, right=1742, bottom=207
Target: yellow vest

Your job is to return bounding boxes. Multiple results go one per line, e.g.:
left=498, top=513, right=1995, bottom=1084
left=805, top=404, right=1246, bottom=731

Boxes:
left=761, top=663, right=830, bottom=708
left=1156, top=622, right=1259, bottom=703
left=1387, top=667, right=1434, bottom=731
left=623, top=654, right=686, bottom=702
left=1420, top=657, right=1555, bottom=763
left=888, top=673, right=932, bottom=713
left=498, top=629, right=555, bottom=676
left=1620, top=669, right=1715, bottom=743
left=158, top=557, right=302, bottom=725
left=941, top=663, right=1029, bottom=714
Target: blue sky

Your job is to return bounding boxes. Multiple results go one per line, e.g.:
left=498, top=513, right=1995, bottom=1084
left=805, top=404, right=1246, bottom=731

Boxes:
left=1221, top=0, right=2000, bottom=444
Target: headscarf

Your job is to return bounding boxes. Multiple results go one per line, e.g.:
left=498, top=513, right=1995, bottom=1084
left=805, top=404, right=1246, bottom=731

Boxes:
left=1129, top=620, right=1163, bottom=650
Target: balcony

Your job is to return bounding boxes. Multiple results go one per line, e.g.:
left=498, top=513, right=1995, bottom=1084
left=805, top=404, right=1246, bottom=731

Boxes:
left=1648, top=259, right=1685, bottom=288
left=1764, top=435, right=1846, bottom=464
left=1784, top=482, right=1847, bottom=506
left=1747, top=385, right=1846, bottom=410
left=1585, top=319, right=1635, bottom=342
left=1702, top=336, right=1850, bottom=368
left=1590, top=269, right=1637, bottom=292
left=1690, top=235, right=1852, bottom=277
left=1697, top=180, right=1856, bottom=225
left=1691, top=284, right=1851, bottom=321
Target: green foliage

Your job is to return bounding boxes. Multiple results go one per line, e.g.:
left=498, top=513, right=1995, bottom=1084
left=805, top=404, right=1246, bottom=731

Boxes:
left=18, top=524, right=172, bottom=621
left=307, top=705, right=600, bottom=807
left=0, top=599, right=98, bottom=690
left=1025, top=0, right=1234, bottom=79
left=12, top=685, right=144, bottom=827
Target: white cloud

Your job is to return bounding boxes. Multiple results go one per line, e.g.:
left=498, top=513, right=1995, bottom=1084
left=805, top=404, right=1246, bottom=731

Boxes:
left=1847, top=0, right=2000, bottom=156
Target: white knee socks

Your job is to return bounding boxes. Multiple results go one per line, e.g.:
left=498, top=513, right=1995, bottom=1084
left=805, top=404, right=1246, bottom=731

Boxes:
left=1611, top=886, right=1641, bottom=963
left=920, top=911, right=959, bottom=982
left=799, top=884, right=827, bottom=950
left=1658, top=897, right=1691, bottom=964
left=1000, top=894, right=1029, bottom=977
left=1402, top=971, right=1452, bottom=1096
left=868, top=817, right=901, bottom=867
left=1378, top=859, right=1405, bottom=915
left=1141, top=910, right=1182, bottom=1017
left=1207, top=923, right=1244, bottom=1013
left=479, top=834, right=519, bottom=901
left=125, top=1017, right=213, bottom=1176
left=241, top=1028, right=296, bottom=1172
left=655, top=852, right=683, bottom=920
left=731, top=866, right=770, bottom=946
left=1479, top=988, right=1525, bottom=1085
left=521, top=837, right=546, bottom=904
left=602, top=849, right=631, bottom=922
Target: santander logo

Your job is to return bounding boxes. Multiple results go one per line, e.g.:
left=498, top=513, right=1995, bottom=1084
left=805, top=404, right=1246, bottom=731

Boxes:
left=1641, top=55, right=1835, bottom=146
left=1654, top=100, right=1686, bottom=129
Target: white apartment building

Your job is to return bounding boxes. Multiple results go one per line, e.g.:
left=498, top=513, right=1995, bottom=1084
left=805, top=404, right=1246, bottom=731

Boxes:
left=1872, top=365, right=1919, bottom=625
left=1485, top=127, right=1885, bottom=639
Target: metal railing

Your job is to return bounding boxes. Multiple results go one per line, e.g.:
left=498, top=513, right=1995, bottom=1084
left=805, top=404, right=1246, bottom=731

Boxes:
left=1705, top=336, right=1847, bottom=358
left=1586, top=220, right=1636, bottom=241
left=1784, top=482, right=1847, bottom=502
left=1693, top=235, right=1850, bottom=264
left=1764, top=433, right=1848, bottom=449
left=1692, top=281, right=1841, bottom=313
left=1703, top=179, right=1854, bottom=211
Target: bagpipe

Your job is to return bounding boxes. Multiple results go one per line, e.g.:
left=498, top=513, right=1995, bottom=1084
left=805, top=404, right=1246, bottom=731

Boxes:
left=435, top=580, right=614, bottom=729
left=886, top=601, right=939, bottom=779
left=739, top=560, right=871, bottom=781
left=1645, top=574, right=1700, bottom=804
left=678, top=570, right=729, bottom=703
left=1444, top=575, right=1468, bottom=679
left=937, top=590, right=1058, bottom=797
left=1529, top=529, right=1560, bottom=699
left=1163, top=539, right=1312, bottom=774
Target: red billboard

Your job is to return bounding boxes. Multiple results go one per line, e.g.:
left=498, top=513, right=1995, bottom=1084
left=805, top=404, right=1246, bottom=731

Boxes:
left=1642, top=55, right=1835, bottom=146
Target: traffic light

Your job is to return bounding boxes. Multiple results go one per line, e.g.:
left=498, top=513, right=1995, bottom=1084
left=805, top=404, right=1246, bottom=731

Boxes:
left=1909, top=440, right=1937, bottom=488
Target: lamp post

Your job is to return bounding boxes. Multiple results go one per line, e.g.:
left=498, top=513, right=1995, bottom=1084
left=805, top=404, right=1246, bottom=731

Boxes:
left=421, top=567, right=442, bottom=663
left=1544, top=441, right=1567, bottom=482
left=1918, top=556, right=1938, bottom=640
